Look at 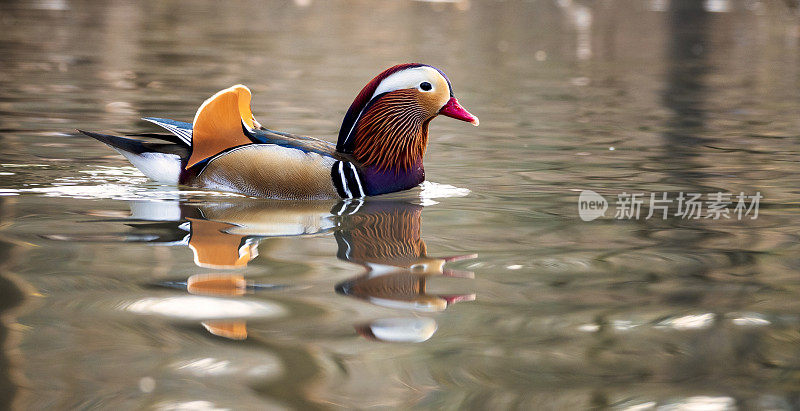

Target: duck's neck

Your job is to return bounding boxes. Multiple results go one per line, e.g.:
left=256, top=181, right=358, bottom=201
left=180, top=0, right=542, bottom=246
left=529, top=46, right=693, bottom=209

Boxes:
left=345, top=97, right=431, bottom=195
left=360, top=159, right=425, bottom=196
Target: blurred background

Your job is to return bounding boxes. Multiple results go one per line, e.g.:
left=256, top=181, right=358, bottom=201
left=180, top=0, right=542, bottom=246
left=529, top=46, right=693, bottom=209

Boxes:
left=1, top=0, right=800, bottom=409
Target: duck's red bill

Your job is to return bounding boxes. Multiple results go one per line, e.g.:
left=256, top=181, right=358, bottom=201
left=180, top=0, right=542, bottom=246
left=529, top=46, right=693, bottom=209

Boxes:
left=439, top=294, right=477, bottom=305
left=439, top=97, right=479, bottom=126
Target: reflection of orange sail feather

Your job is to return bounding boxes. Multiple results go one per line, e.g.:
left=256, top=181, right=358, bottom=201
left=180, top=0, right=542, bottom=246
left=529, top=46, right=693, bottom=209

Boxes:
left=187, top=274, right=247, bottom=296
left=187, top=275, right=250, bottom=340
left=202, top=321, right=247, bottom=340
left=187, top=219, right=256, bottom=269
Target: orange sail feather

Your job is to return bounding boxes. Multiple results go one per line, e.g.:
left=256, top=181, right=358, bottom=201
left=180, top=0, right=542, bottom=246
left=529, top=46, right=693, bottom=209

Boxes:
left=187, top=85, right=257, bottom=168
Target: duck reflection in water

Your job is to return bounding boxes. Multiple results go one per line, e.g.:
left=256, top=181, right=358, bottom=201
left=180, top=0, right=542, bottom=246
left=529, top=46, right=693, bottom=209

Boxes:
left=51, top=198, right=476, bottom=343
left=332, top=202, right=476, bottom=342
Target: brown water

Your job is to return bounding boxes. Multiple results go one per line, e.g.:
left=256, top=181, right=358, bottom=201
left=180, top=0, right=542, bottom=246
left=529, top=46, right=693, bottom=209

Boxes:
left=1, top=0, right=800, bottom=409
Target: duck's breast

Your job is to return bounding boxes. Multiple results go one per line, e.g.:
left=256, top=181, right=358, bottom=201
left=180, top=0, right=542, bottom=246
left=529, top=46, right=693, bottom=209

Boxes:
left=191, top=144, right=339, bottom=199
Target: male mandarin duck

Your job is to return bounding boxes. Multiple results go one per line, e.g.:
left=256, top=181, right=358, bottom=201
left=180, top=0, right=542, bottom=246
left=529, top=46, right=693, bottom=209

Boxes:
left=80, top=63, right=479, bottom=199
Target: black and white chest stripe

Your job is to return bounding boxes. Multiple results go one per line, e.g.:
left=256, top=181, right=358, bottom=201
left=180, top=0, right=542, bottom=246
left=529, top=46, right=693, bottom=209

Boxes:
left=331, top=160, right=365, bottom=198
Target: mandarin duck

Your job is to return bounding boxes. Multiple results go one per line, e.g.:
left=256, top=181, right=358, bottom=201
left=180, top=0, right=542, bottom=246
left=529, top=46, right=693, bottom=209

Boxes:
left=79, top=64, right=478, bottom=199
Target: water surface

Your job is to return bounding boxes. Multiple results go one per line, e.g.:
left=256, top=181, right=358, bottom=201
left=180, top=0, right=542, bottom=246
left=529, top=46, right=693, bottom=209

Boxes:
left=1, top=0, right=800, bottom=409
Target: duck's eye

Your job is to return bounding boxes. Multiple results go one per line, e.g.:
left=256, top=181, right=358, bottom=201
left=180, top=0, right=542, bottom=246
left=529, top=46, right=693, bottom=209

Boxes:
left=419, top=82, right=432, bottom=91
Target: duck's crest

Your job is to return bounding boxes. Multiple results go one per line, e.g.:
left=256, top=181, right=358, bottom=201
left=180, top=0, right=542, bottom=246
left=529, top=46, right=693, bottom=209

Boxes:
left=187, top=85, right=259, bottom=169
left=336, top=63, right=425, bottom=154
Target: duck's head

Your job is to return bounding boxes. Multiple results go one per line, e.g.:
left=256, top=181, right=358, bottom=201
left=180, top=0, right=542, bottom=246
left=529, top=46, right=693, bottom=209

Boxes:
left=336, top=63, right=478, bottom=172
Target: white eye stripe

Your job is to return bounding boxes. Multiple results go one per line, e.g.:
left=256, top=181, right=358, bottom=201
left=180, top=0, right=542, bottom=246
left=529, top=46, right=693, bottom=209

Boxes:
left=370, top=66, right=447, bottom=100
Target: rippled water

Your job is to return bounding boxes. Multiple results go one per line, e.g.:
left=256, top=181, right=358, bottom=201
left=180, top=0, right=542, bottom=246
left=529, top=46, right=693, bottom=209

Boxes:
left=2, top=0, right=800, bottom=409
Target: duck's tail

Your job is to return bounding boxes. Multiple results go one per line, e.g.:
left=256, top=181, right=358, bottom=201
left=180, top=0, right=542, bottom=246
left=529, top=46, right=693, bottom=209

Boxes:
left=78, top=129, right=187, bottom=184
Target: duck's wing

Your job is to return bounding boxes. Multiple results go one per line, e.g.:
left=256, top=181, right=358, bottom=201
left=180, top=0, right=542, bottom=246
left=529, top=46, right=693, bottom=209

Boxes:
left=249, top=128, right=337, bottom=158
left=140, top=116, right=339, bottom=158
